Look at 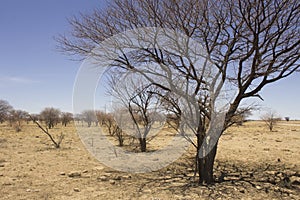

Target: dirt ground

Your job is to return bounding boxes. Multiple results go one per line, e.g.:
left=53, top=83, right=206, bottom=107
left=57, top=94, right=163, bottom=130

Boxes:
left=0, top=121, right=299, bottom=199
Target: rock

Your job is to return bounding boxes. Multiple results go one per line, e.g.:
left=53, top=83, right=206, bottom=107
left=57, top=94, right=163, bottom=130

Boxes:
left=26, top=189, right=31, bottom=192
left=93, top=166, right=105, bottom=171
left=113, top=176, right=121, bottom=181
left=266, top=171, right=277, bottom=176
left=98, top=176, right=108, bottom=181
left=60, top=172, right=66, bottom=176
left=122, top=175, right=131, bottom=179
left=104, top=172, right=112, bottom=176
left=267, top=177, right=276, bottom=184
left=143, top=189, right=152, bottom=193
left=290, top=176, right=300, bottom=185
left=0, top=164, right=4, bottom=167
left=276, top=172, right=284, bottom=178
left=239, top=189, right=245, bottom=193
left=68, top=171, right=81, bottom=178
left=224, top=176, right=240, bottom=181
left=73, top=188, right=80, bottom=192
left=109, top=180, right=116, bottom=185
left=82, top=170, right=88, bottom=173
left=258, top=177, right=269, bottom=182
left=255, top=185, right=263, bottom=190
left=170, top=182, right=185, bottom=187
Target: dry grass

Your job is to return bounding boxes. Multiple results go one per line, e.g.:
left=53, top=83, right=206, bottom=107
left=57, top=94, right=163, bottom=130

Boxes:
left=0, top=121, right=299, bottom=199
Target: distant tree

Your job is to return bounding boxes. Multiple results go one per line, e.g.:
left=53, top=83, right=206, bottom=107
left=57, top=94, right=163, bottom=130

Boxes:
left=9, top=110, right=28, bottom=132
left=61, top=112, right=73, bottom=127
left=0, top=100, right=13, bottom=123
left=30, top=114, right=40, bottom=122
left=229, top=107, right=253, bottom=126
left=40, top=107, right=61, bottom=129
left=74, top=113, right=84, bottom=125
left=81, top=110, right=97, bottom=127
left=96, top=111, right=113, bottom=134
left=261, top=110, right=281, bottom=131
left=284, top=117, right=290, bottom=122
left=96, top=110, right=125, bottom=146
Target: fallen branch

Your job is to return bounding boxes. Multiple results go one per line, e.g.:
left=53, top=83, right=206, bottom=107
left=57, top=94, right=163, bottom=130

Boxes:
left=29, top=115, right=64, bottom=148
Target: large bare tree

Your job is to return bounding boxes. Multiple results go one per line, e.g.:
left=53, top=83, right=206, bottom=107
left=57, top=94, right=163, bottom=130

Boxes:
left=58, top=0, right=300, bottom=184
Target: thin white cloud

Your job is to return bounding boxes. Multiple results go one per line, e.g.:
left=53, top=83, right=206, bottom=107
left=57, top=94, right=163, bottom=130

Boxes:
left=0, top=76, right=40, bottom=85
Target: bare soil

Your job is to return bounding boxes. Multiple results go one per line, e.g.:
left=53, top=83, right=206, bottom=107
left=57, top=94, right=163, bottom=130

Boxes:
left=0, top=121, right=299, bottom=199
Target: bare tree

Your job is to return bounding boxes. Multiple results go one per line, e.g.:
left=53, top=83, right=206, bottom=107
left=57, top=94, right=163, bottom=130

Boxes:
left=109, top=74, right=162, bottom=152
left=81, top=110, right=97, bottom=127
left=96, top=111, right=114, bottom=135
left=96, top=110, right=125, bottom=146
left=61, top=112, right=73, bottom=127
left=0, top=100, right=13, bottom=123
left=40, top=107, right=61, bottom=129
left=9, top=110, right=28, bottom=132
left=57, top=0, right=300, bottom=184
left=261, top=110, right=281, bottom=131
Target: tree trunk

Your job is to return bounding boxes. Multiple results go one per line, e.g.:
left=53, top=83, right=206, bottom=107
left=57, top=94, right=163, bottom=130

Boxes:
left=196, top=144, right=218, bottom=185
left=196, top=130, right=219, bottom=185
left=140, top=137, right=146, bottom=152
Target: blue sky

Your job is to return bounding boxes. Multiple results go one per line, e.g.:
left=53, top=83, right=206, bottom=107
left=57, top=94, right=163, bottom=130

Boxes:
left=0, top=0, right=108, bottom=113
left=0, top=0, right=299, bottom=119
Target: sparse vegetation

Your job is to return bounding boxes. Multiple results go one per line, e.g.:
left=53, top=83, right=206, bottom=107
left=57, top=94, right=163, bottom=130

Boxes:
left=261, top=110, right=281, bottom=132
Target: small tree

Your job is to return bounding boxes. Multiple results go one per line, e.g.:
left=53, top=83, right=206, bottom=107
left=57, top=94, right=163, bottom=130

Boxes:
left=285, top=117, right=290, bottom=122
left=261, top=110, right=281, bottom=132
left=61, top=112, right=73, bottom=127
left=40, top=107, right=61, bottom=129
